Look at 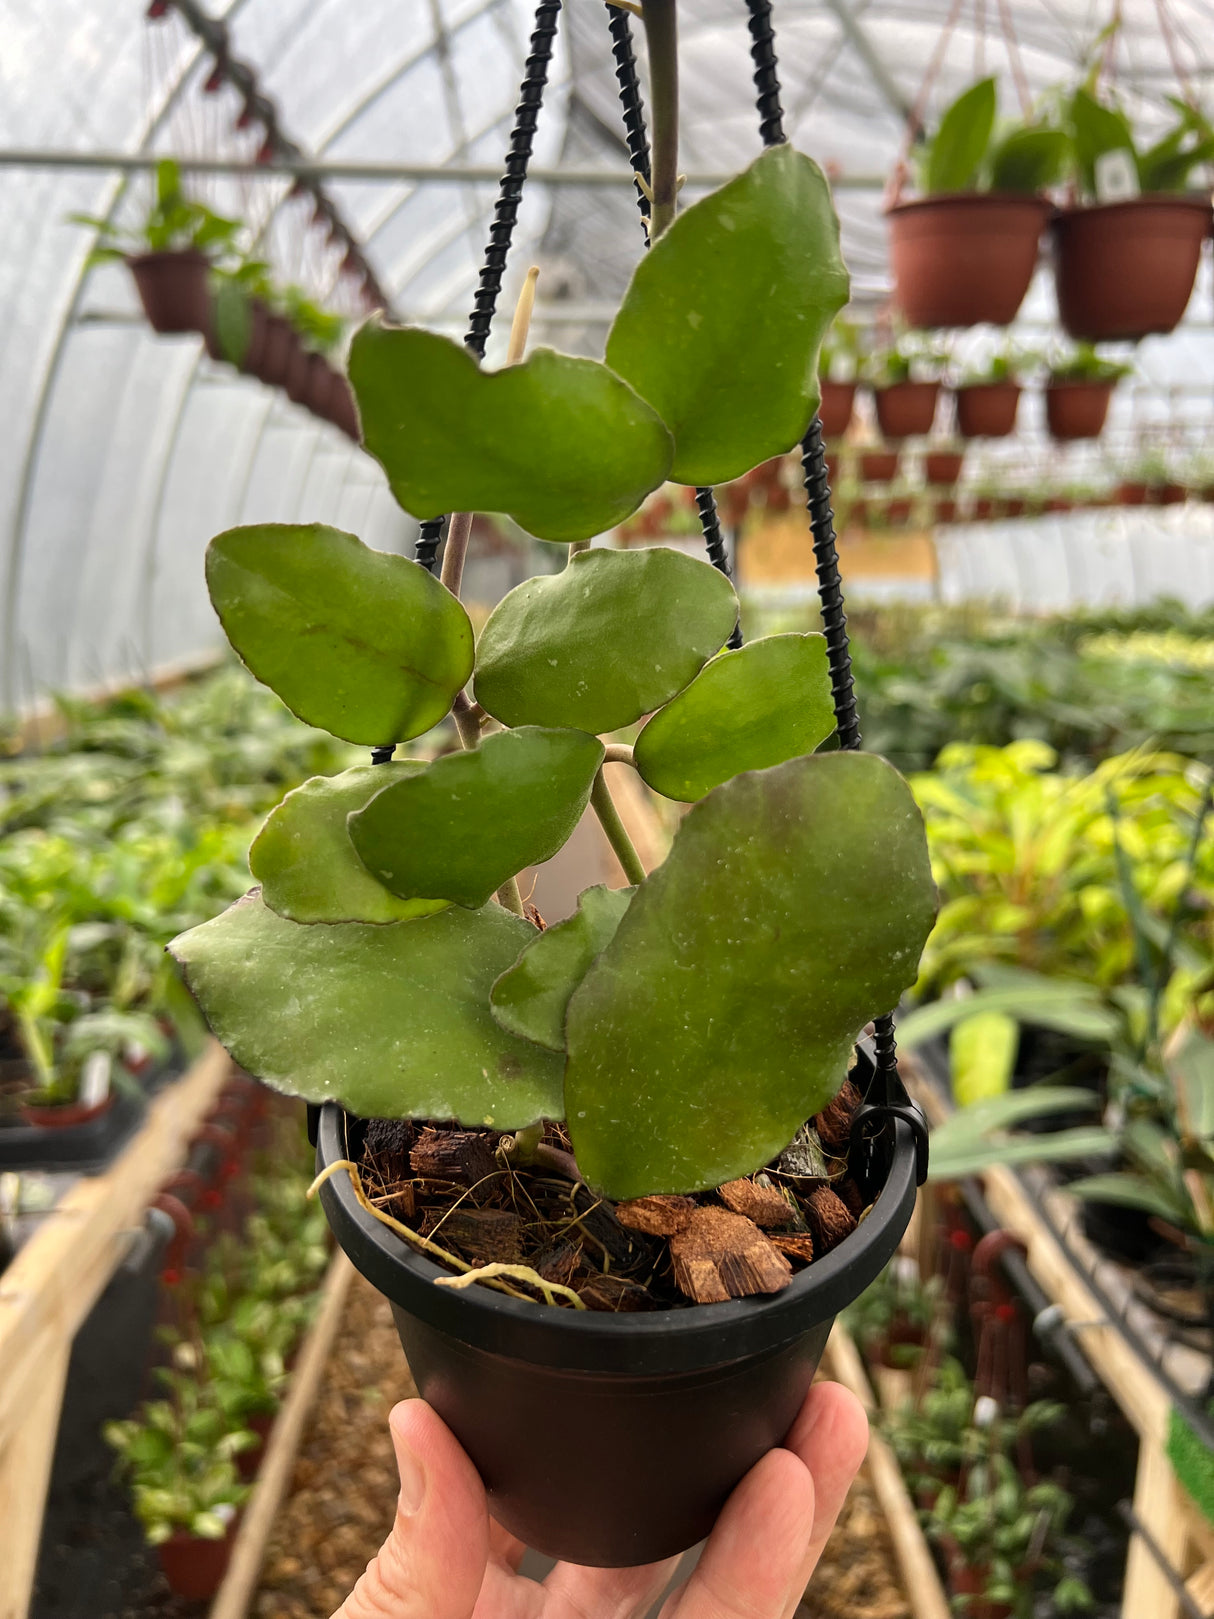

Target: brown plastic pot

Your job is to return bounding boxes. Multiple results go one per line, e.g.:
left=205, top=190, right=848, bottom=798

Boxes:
left=1052, top=195, right=1213, bottom=342
left=128, top=250, right=212, bottom=335
left=1149, top=481, right=1188, bottom=506
left=874, top=381, right=940, bottom=440
left=955, top=382, right=1021, bottom=439
left=818, top=381, right=857, bottom=439
left=934, top=497, right=958, bottom=524
left=859, top=448, right=900, bottom=482
left=305, top=353, right=335, bottom=418
left=315, top=1070, right=919, bottom=1568
left=971, top=496, right=995, bottom=521
left=948, top=1562, right=1013, bottom=1619
left=254, top=314, right=294, bottom=387
left=1001, top=496, right=1026, bottom=518
left=887, top=194, right=1051, bottom=328
left=885, top=497, right=913, bottom=526
left=157, top=1523, right=238, bottom=1601
left=1045, top=378, right=1114, bottom=441
left=1045, top=495, right=1074, bottom=512
left=1117, top=480, right=1148, bottom=506
left=326, top=375, right=361, bottom=440
left=20, top=1093, right=115, bottom=1130
left=924, top=450, right=964, bottom=486
left=284, top=338, right=312, bottom=405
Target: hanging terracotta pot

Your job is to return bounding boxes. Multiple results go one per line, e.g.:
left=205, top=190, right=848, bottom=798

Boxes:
left=1052, top=196, right=1212, bottom=342
left=924, top=449, right=964, bottom=486
left=306, top=354, right=335, bottom=418
left=253, top=314, right=294, bottom=388
left=326, top=375, right=361, bottom=440
left=934, top=497, right=958, bottom=524
left=1045, top=379, right=1114, bottom=441
left=1117, top=480, right=1148, bottom=506
left=284, top=338, right=313, bottom=405
left=971, top=496, right=995, bottom=521
left=886, top=195, right=1051, bottom=328
left=235, top=299, right=269, bottom=375
left=955, top=382, right=1021, bottom=439
left=1149, top=481, right=1188, bottom=506
left=859, top=448, right=900, bottom=482
left=1045, top=494, right=1074, bottom=513
left=818, top=381, right=857, bottom=439
left=1001, top=496, right=1026, bottom=518
left=128, top=249, right=212, bottom=335
left=874, top=381, right=940, bottom=440
left=883, top=496, right=912, bottom=526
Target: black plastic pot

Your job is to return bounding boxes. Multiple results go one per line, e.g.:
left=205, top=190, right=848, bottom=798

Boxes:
left=316, top=1067, right=917, bottom=1567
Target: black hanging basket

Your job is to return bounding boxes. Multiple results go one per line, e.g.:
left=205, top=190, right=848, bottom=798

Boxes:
left=318, top=0, right=926, bottom=1567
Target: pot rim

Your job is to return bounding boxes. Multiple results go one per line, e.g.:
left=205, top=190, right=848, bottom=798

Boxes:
left=1044, top=376, right=1115, bottom=393
left=886, top=192, right=1052, bottom=219
left=126, top=247, right=210, bottom=269
left=1052, top=192, right=1213, bottom=221
left=316, top=1103, right=917, bottom=1374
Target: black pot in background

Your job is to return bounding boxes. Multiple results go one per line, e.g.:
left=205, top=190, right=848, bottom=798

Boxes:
left=316, top=1054, right=918, bottom=1568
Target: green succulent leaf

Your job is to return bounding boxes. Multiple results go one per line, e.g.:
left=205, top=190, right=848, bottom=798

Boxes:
left=348, top=727, right=605, bottom=910
left=490, top=885, right=634, bottom=1052
left=988, top=126, right=1071, bottom=193
left=206, top=524, right=473, bottom=745
left=348, top=323, right=673, bottom=543
left=605, top=145, right=849, bottom=485
left=250, top=765, right=449, bottom=925
left=169, top=891, right=564, bottom=1127
left=474, top=547, right=738, bottom=733
left=633, top=632, right=836, bottom=802
left=564, top=752, right=938, bottom=1198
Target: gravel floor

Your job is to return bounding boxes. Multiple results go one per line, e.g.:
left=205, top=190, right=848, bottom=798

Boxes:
left=256, top=1272, right=910, bottom=1619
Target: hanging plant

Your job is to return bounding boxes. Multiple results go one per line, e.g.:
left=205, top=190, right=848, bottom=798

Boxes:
left=818, top=315, right=862, bottom=438
left=887, top=78, right=1069, bottom=329
left=954, top=348, right=1032, bottom=438
left=1053, top=84, right=1214, bottom=341
left=1045, top=344, right=1132, bottom=441
left=73, top=158, right=241, bottom=336
left=167, top=1, right=938, bottom=1570
left=867, top=334, right=947, bottom=439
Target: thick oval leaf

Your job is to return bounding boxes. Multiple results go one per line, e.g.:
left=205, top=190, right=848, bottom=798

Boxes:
left=349, top=727, right=605, bottom=910
left=349, top=323, right=673, bottom=544
left=564, top=753, right=938, bottom=1199
left=925, top=76, right=997, bottom=193
left=474, top=548, right=738, bottom=733
left=633, top=633, right=835, bottom=802
left=490, top=885, right=634, bottom=1052
left=169, top=890, right=563, bottom=1127
left=605, top=146, right=849, bottom=485
left=251, top=765, right=449, bottom=925
left=206, top=524, right=473, bottom=745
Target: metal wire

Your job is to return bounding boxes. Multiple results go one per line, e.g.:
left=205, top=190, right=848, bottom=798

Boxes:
left=607, top=6, right=739, bottom=615
left=413, top=0, right=562, bottom=577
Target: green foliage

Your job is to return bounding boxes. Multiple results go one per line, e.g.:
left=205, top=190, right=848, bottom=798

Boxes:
left=473, top=548, right=738, bottom=733
left=605, top=145, right=849, bottom=484
left=564, top=753, right=937, bottom=1198
left=348, top=728, right=604, bottom=910
left=1066, top=86, right=1214, bottom=198
left=1048, top=343, right=1133, bottom=384
left=72, top=158, right=242, bottom=264
left=250, top=765, right=447, bottom=925
left=490, top=885, right=633, bottom=1052
left=350, top=325, right=673, bottom=544
left=105, top=1380, right=251, bottom=1544
left=916, top=79, right=1068, bottom=195
left=949, top=1008, right=1019, bottom=1106
left=924, top=1085, right=1110, bottom=1181
left=170, top=892, right=565, bottom=1128
left=282, top=283, right=345, bottom=354
left=206, top=524, right=474, bottom=746
left=633, top=633, right=836, bottom=802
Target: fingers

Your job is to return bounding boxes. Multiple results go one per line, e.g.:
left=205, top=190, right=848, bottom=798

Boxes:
left=782, top=1381, right=869, bottom=1574
left=663, top=1447, right=817, bottom=1619
left=331, top=1401, right=489, bottom=1619
left=542, top=1551, right=682, bottom=1619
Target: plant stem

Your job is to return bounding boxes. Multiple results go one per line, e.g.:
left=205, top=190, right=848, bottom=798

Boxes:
left=440, top=509, right=474, bottom=597
left=640, top=0, right=679, bottom=239
left=590, top=767, right=647, bottom=886
left=602, top=742, right=635, bottom=766
left=507, top=266, right=540, bottom=364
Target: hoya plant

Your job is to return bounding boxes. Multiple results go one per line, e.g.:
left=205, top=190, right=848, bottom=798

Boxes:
left=914, top=77, right=1071, bottom=197
left=169, top=133, right=937, bottom=1206
left=72, top=157, right=241, bottom=265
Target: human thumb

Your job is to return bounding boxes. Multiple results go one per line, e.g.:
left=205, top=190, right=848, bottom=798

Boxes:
left=331, top=1401, right=490, bottom=1619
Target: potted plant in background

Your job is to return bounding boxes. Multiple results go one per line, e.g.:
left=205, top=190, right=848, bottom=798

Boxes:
left=887, top=77, right=1069, bottom=328
left=924, top=443, right=966, bottom=486
left=1053, top=84, right=1214, bottom=342
left=818, top=314, right=862, bottom=437
left=1045, top=344, right=1131, bottom=441
left=869, top=333, right=947, bottom=439
left=73, top=158, right=241, bottom=336
left=166, top=66, right=940, bottom=1566
left=281, top=285, right=346, bottom=417
left=955, top=349, right=1028, bottom=439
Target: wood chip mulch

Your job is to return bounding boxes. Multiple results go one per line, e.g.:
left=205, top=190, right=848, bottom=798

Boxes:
left=255, top=1276, right=910, bottom=1619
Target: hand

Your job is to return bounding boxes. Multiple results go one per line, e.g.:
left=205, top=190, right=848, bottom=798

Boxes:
left=333, top=1380, right=868, bottom=1619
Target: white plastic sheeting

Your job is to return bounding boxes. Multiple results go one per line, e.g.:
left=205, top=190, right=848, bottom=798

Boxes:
left=2, top=0, right=1213, bottom=711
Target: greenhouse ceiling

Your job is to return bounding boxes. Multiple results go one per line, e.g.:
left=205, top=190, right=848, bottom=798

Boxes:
left=2, top=0, right=1214, bottom=712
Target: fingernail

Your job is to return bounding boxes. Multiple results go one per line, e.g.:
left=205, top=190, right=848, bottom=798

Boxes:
left=390, top=1408, right=426, bottom=1516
